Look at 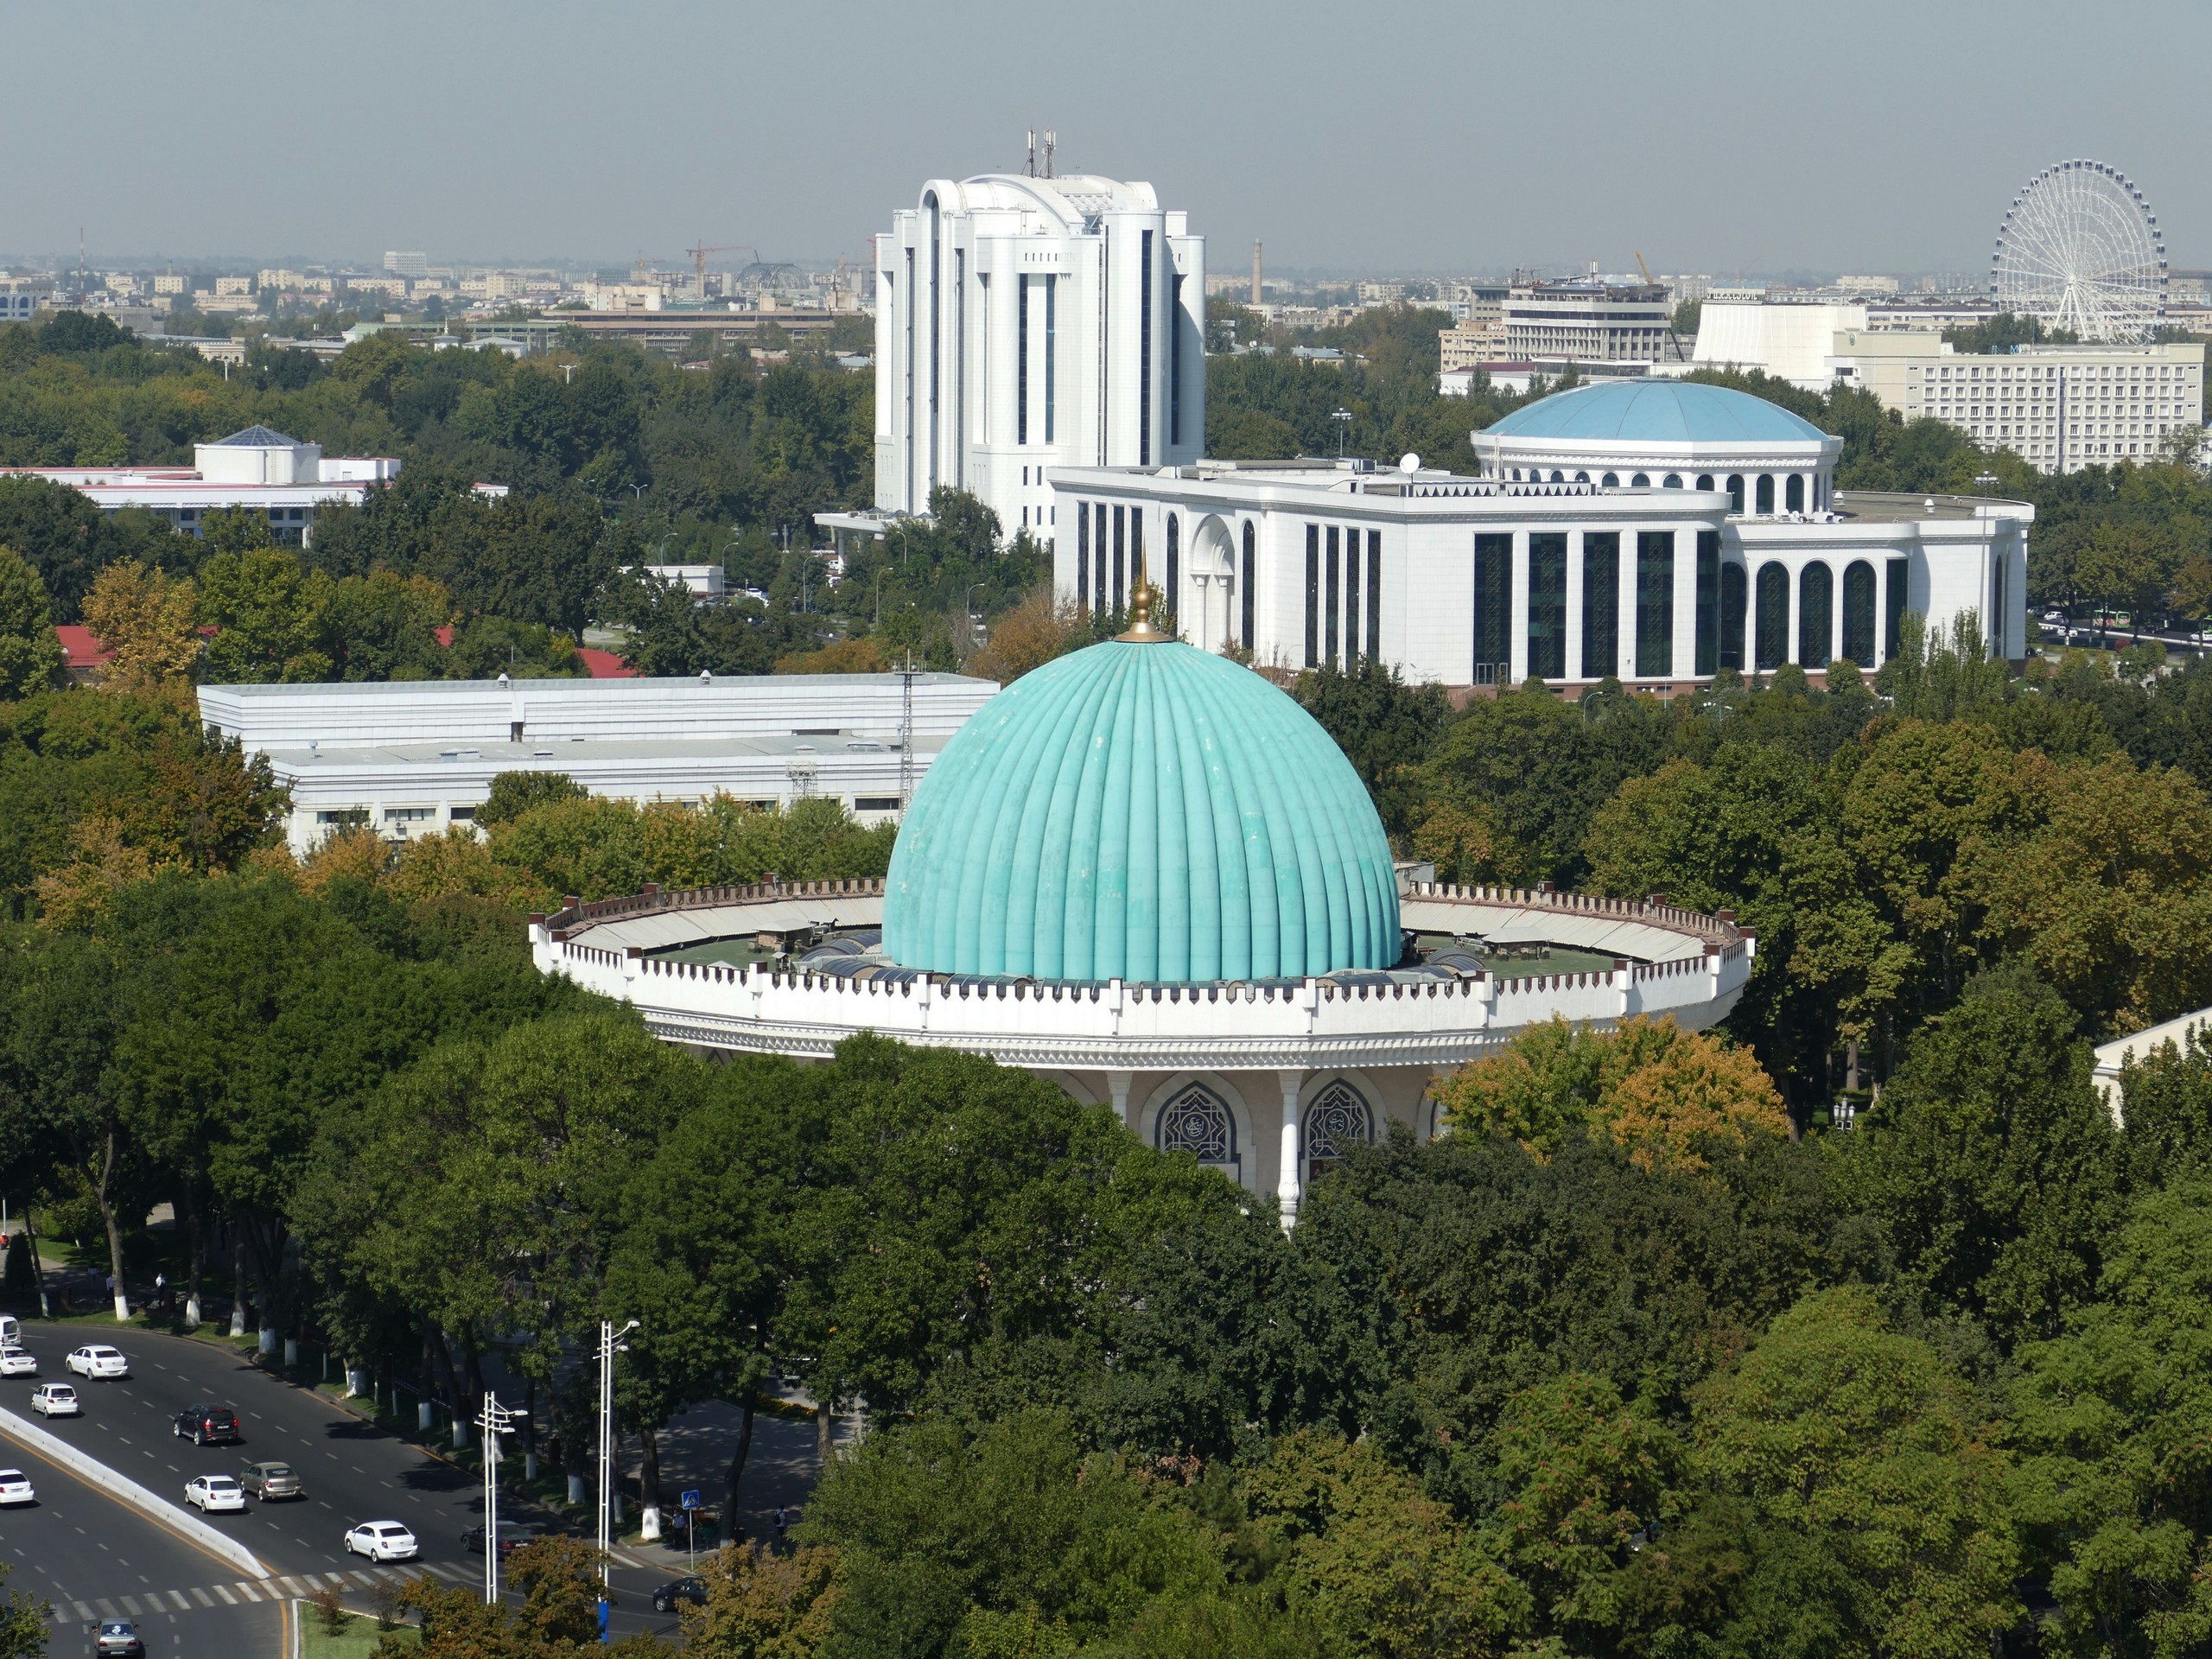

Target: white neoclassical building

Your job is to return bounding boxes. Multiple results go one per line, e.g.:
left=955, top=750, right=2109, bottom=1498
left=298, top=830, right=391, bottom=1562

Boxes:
left=1051, top=380, right=2032, bottom=690
left=873, top=172, right=1205, bottom=542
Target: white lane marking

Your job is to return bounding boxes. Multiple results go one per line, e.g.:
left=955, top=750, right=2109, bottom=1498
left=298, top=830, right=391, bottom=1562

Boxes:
left=213, top=1586, right=237, bottom=1605
left=189, top=1589, right=213, bottom=1607
left=167, top=1592, right=190, bottom=1611
left=72, top=1601, right=92, bottom=1620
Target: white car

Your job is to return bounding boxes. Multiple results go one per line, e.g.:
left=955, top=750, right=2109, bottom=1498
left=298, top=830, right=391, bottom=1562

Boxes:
left=66, top=1345, right=128, bottom=1380
left=185, top=1475, right=245, bottom=1514
left=345, top=1521, right=418, bottom=1562
left=29, top=1382, right=79, bottom=1416
left=0, top=1468, right=33, bottom=1505
left=0, top=1348, right=35, bottom=1377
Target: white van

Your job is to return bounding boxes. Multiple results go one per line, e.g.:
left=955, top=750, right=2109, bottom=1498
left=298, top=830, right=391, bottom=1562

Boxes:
left=0, top=1316, right=17, bottom=1349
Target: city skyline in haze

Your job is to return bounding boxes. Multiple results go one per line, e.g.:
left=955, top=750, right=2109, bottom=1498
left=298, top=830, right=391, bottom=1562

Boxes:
left=3, top=0, right=2204, bottom=276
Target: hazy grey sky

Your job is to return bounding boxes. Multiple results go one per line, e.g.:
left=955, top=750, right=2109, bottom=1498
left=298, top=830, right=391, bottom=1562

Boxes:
left=7, top=0, right=2207, bottom=276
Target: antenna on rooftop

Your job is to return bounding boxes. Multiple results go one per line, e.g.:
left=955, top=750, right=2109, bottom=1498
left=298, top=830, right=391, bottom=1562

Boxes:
left=1025, top=130, right=1037, bottom=177
left=1043, top=130, right=1056, bottom=179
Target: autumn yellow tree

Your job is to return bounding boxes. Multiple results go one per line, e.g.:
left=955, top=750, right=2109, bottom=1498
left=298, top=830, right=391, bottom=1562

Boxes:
left=964, top=589, right=1090, bottom=683
left=1433, top=1014, right=1789, bottom=1171
left=81, top=559, right=200, bottom=691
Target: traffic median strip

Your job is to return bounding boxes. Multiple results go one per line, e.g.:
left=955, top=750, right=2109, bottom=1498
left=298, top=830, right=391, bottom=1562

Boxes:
left=0, top=1402, right=269, bottom=1580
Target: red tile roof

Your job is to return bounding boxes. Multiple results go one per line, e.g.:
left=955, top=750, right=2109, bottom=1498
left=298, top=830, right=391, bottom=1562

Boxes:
left=576, top=646, right=638, bottom=679
left=55, top=625, right=113, bottom=668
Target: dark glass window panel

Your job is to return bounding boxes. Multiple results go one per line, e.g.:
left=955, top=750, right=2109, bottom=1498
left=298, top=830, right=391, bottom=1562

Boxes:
left=1755, top=563, right=1789, bottom=670
left=1528, top=532, right=1567, bottom=680
left=1474, top=532, right=1513, bottom=684
left=1842, top=560, right=1877, bottom=665
left=1719, top=562, right=1746, bottom=671
left=1694, top=530, right=1721, bottom=676
left=1636, top=531, right=1674, bottom=678
left=1581, top=532, right=1619, bottom=679
left=1799, top=562, right=1833, bottom=667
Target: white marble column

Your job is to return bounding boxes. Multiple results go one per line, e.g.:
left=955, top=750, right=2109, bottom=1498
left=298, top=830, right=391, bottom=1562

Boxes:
left=1618, top=526, right=1640, bottom=680
left=1672, top=528, right=1697, bottom=684
left=1509, top=530, right=1529, bottom=685
left=1275, top=1069, right=1305, bottom=1231
left=1108, top=1071, right=1135, bottom=1135
left=1564, top=530, right=1586, bottom=683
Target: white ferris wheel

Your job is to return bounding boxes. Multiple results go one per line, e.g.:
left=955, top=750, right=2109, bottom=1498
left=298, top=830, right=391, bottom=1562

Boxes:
left=1991, top=159, right=2167, bottom=342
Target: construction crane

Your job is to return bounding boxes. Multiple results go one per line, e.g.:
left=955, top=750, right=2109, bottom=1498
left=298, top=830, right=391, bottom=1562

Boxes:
left=1636, top=251, right=1688, bottom=361
left=686, top=242, right=759, bottom=301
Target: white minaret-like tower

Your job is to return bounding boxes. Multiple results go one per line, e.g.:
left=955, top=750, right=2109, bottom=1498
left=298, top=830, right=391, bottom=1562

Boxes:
left=874, top=170, right=1205, bottom=543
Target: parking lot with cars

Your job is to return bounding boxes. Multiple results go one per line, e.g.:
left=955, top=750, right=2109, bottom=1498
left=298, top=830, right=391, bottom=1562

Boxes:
left=0, top=1324, right=692, bottom=1646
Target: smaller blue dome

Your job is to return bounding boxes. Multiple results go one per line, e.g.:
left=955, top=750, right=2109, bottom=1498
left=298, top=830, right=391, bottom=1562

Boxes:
left=1486, top=381, right=1832, bottom=445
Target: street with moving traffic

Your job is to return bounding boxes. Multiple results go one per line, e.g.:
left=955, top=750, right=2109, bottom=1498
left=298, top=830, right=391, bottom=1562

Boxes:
left=0, top=1323, right=715, bottom=1648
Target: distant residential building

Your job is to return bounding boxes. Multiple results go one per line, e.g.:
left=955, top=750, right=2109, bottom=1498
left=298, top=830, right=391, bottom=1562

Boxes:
left=213, top=275, right=254, bottom=297
left=0, top=277, right=46, bottom=321
left=1, top=426, right=399, bottom=544
left=1357, top=281, right=1406, bottom=305
left=1832, top=332, right=2205, bottom=474
left=1503, top=279, right=1683, bottom=366
left=1865, top=297, right=1996, bottom=333
left=1834, top=275, right=1901, bottom=295
left=152, top=273, right=188, bottom=296
left=873, top=170, right=1205, bottom=543
left=384, top=251, right=428, bottom=278
left=1440, top=320, right=1507, bottom=372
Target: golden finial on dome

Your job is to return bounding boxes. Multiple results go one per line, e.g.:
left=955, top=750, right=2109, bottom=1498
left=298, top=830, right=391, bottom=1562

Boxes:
left=1116, top=546, right=1172, bottom=643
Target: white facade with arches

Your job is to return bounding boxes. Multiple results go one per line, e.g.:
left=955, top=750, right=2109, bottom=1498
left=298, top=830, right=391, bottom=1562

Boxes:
left=874, top=172, right=1205, bottom=543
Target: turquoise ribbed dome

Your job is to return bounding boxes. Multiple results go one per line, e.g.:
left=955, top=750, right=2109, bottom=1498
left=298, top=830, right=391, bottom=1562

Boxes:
left=884, top=639, right=1400, bottom=982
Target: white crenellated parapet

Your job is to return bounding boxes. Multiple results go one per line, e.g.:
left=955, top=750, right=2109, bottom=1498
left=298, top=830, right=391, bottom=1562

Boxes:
left=528, top=879, right=1754, bottom=1074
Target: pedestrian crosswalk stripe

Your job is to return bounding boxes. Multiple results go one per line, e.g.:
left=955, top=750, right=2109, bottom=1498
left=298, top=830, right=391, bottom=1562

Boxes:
left=236, top=1583, right=262, bottom=1603
left=167, top=1592, right=191, bottom=1611
left=213, top=1586, right=237, bottom=1605
left=190, top=1589, right=214, bottom=1608
left=95, top=1600, right=118, bottom=1618
left=70, top=1602, right=92, bottom=1622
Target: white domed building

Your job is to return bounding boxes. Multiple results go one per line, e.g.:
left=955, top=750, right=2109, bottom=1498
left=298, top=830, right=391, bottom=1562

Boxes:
left=1050, top=378, right=2030, bottom=692
left=533, top=598, right=1755, bottom=1226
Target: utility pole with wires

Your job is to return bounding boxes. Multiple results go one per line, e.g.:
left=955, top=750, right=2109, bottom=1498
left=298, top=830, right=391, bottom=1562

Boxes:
left=596, top=1319, right=637, bottom=1642
left=899, top=658, right=916, bottom=810
left=477, top=1392, right=527, bottom=1605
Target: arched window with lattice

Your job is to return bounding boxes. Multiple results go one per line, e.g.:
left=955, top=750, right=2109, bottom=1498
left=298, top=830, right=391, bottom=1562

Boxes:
left=1303, top=1080, right=1374, bottom=1184
left=1155, top=1084, right=1239, bottom=1175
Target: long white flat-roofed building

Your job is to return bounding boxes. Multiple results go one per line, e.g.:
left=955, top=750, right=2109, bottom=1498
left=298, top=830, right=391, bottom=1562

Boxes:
left=198, top=671, right=1000, bottom=854
left=0, top=425, right=399, bottom=545
left=1050, top=380, right=2031, bottom=690
left=874, top=172, right=1205, bottom=542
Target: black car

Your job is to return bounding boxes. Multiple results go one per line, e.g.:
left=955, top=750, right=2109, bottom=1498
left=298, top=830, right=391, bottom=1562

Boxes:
left=652, top=1577, right=708, bottom=1614
left=173, top=1404, right=240, bottom=1446
left=460, top=1519, right=536, bottom=1557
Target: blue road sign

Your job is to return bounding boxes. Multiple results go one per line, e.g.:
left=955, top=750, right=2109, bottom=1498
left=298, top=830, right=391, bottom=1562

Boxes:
left=680, top=1490, right=702, bottom=1510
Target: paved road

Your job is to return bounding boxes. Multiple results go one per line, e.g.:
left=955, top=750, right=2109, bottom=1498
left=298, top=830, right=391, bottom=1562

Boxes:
left=0, top=1420, right=281, bottom=1658
left=2, top=1325, right=685, bottom=1644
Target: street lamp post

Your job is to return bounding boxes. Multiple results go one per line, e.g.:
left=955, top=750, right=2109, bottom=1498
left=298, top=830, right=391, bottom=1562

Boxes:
left=596, top=1319, right=638, bottom=1643
left=1332, top=408, right=1353, bottom=460
left=476, top=1392, right=527, bottom=1606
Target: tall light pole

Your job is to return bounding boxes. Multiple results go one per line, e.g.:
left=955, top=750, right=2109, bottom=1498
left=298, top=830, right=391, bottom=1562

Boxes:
left=1332, top=408, right=1353, bottom=459
left=596, top=1319, right=638, bottom=1642
left=476, top=1392, right=527, bottom=1605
